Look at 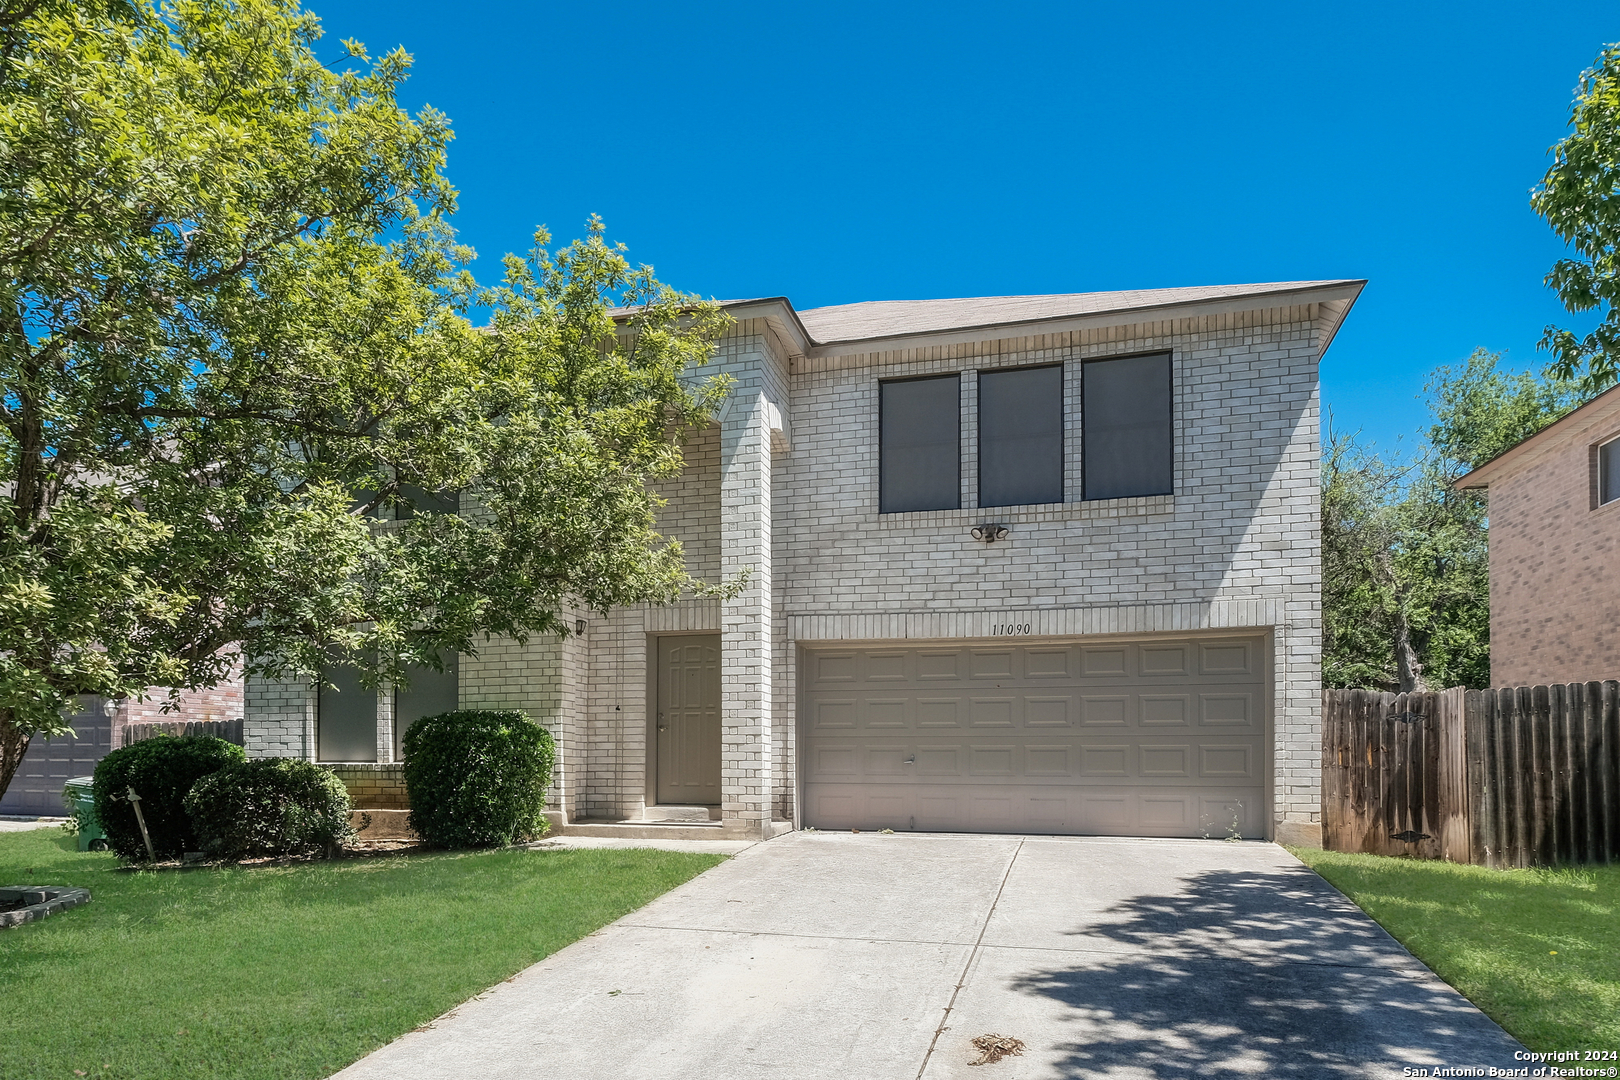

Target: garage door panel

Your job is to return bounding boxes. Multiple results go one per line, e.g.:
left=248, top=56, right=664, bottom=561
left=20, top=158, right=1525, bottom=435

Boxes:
left=1199, top=743, right=1255, bottom=779
left=970, top=650, right=1015, bottom=679
left=1199, top=795, right=1261, bottom=837
left=808, top=745, right=859, bottom=779
left=1140, top=695, right=1191, bottom=726
left=1025, top=745, right=1072, bottom=776
left=1025, top=695, right=1073, bottom=727
left=1200, top=640, right=1255, bottom=675
left=1139, top=744, right=1191, bottom=777
left=916, top=697, right=963, bottom=728
left=971, top=796, right=1016, bottom=829
left=1139, top=645, right=1189, bottom=676
left=1023, top=647, right=1072, bottom=679
left=810, top=698, right=857, bottom=730
left=1079, top=794, right=1131, bottom=832
left=865, top=651, right=908, bottom=681
left=864, top=698, right=909, bottom=728
left=864, top=745, right=912, bottom=775
left=1140, top=794, right=1196, bottom=830
left=969, top=745, right=1016, bottom=776
left=801, top=636, right=1267, bottom=838
left=916, top=745, right=963, bottom=775
left=1028, top=796, right=1070, bottom=832
left=1081, top=646, right=1129, bottom=677
left=969, top=697, right=1015, bottom=728
left=1199, top=692, right=1255, bottom=728
left=917, top=651, right=964, bottom=680
left=811, top=653, right=858, bottom=684
left=1078, top=744, right=1130, bottom=776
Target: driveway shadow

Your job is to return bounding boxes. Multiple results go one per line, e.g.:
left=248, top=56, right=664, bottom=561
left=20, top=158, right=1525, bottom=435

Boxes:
left=972, top=868, right=1522, bottom=1079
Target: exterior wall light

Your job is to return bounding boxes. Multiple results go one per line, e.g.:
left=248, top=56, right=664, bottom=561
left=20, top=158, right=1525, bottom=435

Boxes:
left=971, top=524, right=1010, bottom=543
left=574, top=618, right=586, bottom=636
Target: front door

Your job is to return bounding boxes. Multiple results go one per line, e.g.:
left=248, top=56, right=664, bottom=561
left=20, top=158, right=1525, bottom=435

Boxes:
left=655, top=635, right=721, bottom=805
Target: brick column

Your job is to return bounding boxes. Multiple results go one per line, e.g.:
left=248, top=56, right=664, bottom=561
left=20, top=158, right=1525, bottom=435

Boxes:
left=375, top=681, right=394, bottom=764
left=720, top=390, right=773, bottom=838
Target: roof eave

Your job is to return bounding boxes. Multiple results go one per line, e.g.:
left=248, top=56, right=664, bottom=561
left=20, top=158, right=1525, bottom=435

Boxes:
left=1454, top=382, right=1620, bottom=491
left=803, top=279, right=1368, bottom=357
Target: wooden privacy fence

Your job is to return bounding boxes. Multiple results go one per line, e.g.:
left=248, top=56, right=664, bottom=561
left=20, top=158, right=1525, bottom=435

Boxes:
left=1322, top=683, right=1620, bottom=867
left=120, top=718, right=243, bottom=747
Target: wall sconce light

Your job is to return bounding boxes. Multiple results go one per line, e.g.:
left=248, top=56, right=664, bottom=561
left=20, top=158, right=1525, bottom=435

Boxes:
left=101, top=697, right=120, bottom=718
left=574, top=618, right=587, bottom=636
left=971, top=523, right=1010, bottom=544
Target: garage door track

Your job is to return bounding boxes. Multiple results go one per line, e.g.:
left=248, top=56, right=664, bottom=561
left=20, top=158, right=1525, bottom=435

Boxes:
left=335, top=832, right=1523, bottom=1079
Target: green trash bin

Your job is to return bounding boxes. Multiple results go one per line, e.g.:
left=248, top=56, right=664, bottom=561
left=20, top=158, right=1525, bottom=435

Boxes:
left=61, top=776, right=107, bottom=852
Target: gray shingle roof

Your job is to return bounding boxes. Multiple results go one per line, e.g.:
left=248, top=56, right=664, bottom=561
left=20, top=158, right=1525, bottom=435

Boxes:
left=792, top=280, right=1361, bottom=345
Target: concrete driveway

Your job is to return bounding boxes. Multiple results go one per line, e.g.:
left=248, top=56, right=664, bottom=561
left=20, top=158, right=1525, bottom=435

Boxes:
left=335, top=832, right=1524, bottom=1079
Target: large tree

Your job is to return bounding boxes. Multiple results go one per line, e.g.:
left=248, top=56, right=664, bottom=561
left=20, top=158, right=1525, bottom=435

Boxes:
left=1322, top=351, right=1580, bottom=691
left=1534, top=42, right=1620, bottom=394
left=0, top=0, right=731, bottom=800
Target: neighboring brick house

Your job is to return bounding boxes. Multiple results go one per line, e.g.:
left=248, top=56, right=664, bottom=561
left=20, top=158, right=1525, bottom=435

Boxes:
left=0, top=679, right=245, bottom=817
left=245, top=279, right=1363, bottom=845
left=1455, top=384, right=1620, bottom=685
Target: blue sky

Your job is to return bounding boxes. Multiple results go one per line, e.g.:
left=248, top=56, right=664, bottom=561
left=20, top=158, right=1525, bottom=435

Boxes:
left=309, top=1, right=1615, bottom=454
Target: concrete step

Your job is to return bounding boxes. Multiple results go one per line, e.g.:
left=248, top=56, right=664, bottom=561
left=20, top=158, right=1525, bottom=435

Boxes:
left=560, top=820, right=727, bottom=841
left=639, top=805, right=721, bottom=823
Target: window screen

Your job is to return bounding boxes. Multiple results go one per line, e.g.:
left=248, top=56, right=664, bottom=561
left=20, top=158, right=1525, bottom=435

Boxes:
left=880, top=375, right=960, bottom=513
left=318, top=652, right=378, bottom=763
left=979, top=364, right=1064, bottom=507
left=1602, top=437, right=1620, bottom=506
left=394, top=654, right=459, bottom=759
left=1082, top=353, right=1173, bottom=500
left=397, top=485, right=460, bottom=518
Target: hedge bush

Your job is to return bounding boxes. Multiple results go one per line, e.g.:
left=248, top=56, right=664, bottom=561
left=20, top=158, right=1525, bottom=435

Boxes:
left=92, top=735, right=246, bottom=860
left=184, top=758, right=356, bottom=860
left=402, top=710, right=554, bottom=848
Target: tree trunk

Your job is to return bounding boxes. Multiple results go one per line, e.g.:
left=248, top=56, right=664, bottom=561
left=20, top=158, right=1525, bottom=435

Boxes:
left=0, top=708, right=33, bottom=805
left=1394, top=614, right=1428, bottom=693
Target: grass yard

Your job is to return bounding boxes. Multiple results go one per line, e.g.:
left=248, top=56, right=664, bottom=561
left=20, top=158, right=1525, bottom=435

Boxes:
left=1291, top=847, right=1620, bottom=1052
left=0, top=829, right=725, bottom=1080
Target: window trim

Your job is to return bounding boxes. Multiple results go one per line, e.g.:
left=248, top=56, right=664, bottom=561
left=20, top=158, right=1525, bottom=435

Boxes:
left=1599, top=433, right=1620, bottom=508
left=975, top=361, right=1066, bottom=509
left=1079, top=349, right=1175, bottom=502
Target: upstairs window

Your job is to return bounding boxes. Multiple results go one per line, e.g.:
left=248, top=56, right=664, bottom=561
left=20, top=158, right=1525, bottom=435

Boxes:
left=979, top=364, right=1064, bottom=507
left=1082, top=353, right=1173, bottom=500
left=397, top=485, right=460, bottom=518
left=1601, top=435, right=1620, bottom=506
left=880, top=374, right=960, bottom=513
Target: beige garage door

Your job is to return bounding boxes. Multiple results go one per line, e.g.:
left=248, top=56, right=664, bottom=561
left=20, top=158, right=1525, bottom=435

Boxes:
left=800, top=636, right=1268, bottom=838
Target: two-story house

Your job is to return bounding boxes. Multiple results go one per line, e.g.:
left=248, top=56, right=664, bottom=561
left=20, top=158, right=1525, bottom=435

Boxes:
left=244, top=279, right=1364, bottom=847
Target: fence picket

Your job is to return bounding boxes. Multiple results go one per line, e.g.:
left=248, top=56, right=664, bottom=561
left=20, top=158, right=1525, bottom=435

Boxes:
left=1323, top=682, right=1620, bottom=866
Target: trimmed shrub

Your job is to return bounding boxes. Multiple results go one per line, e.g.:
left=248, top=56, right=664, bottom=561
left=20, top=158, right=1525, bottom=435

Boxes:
left=184, top=758, right=356, bottom=860
left=92, top=735, right=246, bottom=860
left=403, top=710, right=554, bottom=848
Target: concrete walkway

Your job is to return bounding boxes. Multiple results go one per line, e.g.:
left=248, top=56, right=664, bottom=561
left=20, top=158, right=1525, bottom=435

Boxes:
left=0, top=816, right=66, bottom=832
left=335, top=832, right=1524, bottom=1080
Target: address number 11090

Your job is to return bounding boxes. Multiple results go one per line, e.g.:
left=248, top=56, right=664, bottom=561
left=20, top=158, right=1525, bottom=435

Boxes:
left=992, top=623, right=1032, bottom=636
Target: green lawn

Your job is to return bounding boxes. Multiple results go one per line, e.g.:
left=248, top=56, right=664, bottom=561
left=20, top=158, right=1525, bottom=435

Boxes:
left=1291, top=847, right=1620, bottom=1052
left=0, top=829, right=725, bottom=1080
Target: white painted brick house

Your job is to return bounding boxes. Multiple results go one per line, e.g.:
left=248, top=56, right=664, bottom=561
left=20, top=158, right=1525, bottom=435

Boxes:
left=244, top=280, right=1363, bottom=846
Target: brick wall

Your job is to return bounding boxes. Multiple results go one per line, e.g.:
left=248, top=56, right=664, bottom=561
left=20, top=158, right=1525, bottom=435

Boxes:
left=326, top=763, right=409, bottom=810
left=1487, top=413, right=1620, bottom=684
